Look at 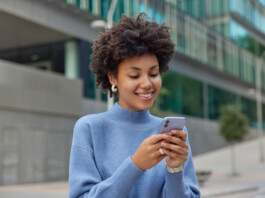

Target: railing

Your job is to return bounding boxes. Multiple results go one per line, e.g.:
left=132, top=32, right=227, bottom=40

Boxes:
left=230, top=0, right=265, bottom=35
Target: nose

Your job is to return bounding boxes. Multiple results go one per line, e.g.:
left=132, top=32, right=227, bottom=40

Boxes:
left=140, top=76, right=152, bottom=89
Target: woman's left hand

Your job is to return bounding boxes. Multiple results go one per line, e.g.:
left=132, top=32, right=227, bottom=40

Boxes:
left=160, top=130, right=189, bottom=168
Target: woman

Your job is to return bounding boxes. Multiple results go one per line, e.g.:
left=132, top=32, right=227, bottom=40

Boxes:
left=69, top=13, right=200, bottom=198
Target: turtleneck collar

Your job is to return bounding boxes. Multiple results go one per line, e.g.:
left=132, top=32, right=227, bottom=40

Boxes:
left=107, top=102, right=151, bottom=123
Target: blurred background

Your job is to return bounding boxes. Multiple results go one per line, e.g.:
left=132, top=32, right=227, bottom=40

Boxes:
left=0, top=0, right=265, bottom=197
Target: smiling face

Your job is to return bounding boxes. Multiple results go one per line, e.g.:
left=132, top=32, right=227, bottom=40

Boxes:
left=108, top=52, right=162, bottom=112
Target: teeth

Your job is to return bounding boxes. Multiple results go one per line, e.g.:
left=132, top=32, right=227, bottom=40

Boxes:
left=138, top=93, right=152, bottom=98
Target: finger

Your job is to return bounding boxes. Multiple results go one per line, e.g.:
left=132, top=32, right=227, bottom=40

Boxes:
left=162, top=134, right=188, bottom=149
left=163, top=148, right=188, bottom=161
left=161, top=142, right=188, bottom=155
left=157, top=154, right=166, bottom=162
left=170, top=130, right=187, bottom=141
left=150, top=140, right=168, bottom=152
left=163, top=148, right=179, bottom=159
left=154, top=142, right=165, bottom=150
left=160, top=131, right=171, bottom=135
left=149, top=134, right=164, bottom=144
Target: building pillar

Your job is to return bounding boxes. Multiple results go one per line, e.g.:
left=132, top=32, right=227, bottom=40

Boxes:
left=203, top=82, right=209, bottom=119
left=64, top=40, right=80, bottom=79
left=96, top=86, right=101, bottom=101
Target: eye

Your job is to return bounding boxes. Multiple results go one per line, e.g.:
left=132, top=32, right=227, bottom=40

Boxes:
left=129, top=76, right=139, bottom=79
left=150, top=73, right=159, bottom=77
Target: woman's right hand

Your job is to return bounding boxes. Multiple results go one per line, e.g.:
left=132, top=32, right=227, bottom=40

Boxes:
left=131, top=134, right=166, bottom=170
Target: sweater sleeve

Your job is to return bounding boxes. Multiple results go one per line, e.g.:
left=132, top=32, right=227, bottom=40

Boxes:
left=162, top=127, right=201, bottom=198
left=68, top=118, right=145, bottom=198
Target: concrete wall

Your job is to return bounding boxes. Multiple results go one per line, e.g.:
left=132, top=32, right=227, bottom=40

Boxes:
left=0, top=59, right=82, bottom=115
left=81, top=99, right=107, bottom=115
left=0, top=109, right=75, bottom=185
left=0, top=60, right=82, bottom=185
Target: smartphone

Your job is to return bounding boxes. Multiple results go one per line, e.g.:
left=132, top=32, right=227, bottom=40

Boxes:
left=159, top=117, right=186, bottom=133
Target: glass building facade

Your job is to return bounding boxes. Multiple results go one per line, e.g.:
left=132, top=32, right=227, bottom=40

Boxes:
left=1, top=0, right=265, bottom=128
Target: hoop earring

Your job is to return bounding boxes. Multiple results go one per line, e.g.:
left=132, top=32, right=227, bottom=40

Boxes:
left=111, top=85, right=117, bottom=93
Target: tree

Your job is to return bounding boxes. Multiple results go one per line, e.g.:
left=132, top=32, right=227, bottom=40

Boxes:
left=218, top=104, right=249, bottom=176
left=235, top=35, right=265, bottom=56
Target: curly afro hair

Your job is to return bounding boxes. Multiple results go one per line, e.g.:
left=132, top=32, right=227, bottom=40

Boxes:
left=89, top=12, right=175, bottom=97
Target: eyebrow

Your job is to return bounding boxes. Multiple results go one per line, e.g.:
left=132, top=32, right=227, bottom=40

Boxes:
left=127, top=65, right=159, bottom=71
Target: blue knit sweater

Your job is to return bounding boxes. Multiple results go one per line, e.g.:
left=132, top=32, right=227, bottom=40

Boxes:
left=69, top=103, right=200, bottom=198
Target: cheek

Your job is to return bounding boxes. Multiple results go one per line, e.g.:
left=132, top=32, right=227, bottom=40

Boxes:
left=154, top=77, right=162, bottom=89
left=119, top=80, right=138, bottom=92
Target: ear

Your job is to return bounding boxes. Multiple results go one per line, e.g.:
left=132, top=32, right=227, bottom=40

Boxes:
left=108, top=73, right=117, bottom=85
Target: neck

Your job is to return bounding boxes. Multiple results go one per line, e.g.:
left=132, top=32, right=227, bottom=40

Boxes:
left=107, top=102, right=151, bottom=123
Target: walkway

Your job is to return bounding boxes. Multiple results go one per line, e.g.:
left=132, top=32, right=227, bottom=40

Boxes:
left=194, top=136, right=265, bottom=198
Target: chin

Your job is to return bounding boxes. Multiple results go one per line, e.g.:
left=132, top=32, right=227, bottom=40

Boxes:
left=138, top=102, right=154, bottom=111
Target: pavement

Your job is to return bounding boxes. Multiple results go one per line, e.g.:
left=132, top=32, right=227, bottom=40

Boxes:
left=0, top=136, right=264, bottom=198
left=0, top=182, right=68, bottom=198
left=193, top=136, right=265, bottom=198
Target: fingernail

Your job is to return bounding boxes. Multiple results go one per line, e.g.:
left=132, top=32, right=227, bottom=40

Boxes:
left=162, top=142, right=166, bottom=147
left=171, top=130, right=177, bottom=133
left=163, top=134, right=169, bottom=138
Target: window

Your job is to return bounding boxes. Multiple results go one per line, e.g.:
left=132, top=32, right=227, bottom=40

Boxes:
left=101, top=0, right=109, bottom=20
left=208, top=85, right=237, bottom=119
left=0, top=42, right=65, bottom=74
left=177, top=12, right=186, bottom=53
left=207, top=33, right=217, bottom=67
left=160, top=71, right=203, bottom=117
left=240, top=97, right=257, bottom=128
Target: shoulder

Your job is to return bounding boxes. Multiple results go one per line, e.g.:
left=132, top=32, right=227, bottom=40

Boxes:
left=74, top=111, right=108, bottom=128
left=72, top=111, right=108, bottom=146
